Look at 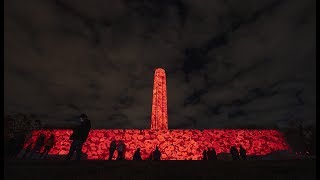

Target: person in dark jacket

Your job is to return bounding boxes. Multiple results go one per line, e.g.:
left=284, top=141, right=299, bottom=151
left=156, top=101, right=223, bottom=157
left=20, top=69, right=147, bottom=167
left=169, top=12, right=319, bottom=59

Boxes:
left=29, top=133, right=46, bottom=159
left=239, top=145, right=247, bottom=160
left=230, top=146, right=240, bottom=160
left=210, top=148, right=217, bottom=160
left=207, top=149, right=212, bottom=160
left=41, top=134, right=55, bottom=159
left=207, top=148, right=217, bottom=160
left=65, top=113, right=91, bottom=160
left=152, top=146, right=161, bottom=160
left=22, top=140, right=34, bottom=159
left=116, top=140, right=126, bottom=160
left=212, top=148, right=217, bottom=160
left=133, top=148, right=142, bottom=160
left=202, top=149, right=208, bottom=160
left=108, top=139, right=117, bottom=160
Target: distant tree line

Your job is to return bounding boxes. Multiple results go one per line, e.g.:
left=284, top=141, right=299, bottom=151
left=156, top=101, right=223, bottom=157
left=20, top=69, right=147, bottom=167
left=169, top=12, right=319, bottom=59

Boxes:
left=5, top=113, right=42, bottom=138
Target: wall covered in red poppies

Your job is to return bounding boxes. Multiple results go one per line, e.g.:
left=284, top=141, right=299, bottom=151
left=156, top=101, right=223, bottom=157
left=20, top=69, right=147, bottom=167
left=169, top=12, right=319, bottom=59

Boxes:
left=24, top=129, right=290, bottom=160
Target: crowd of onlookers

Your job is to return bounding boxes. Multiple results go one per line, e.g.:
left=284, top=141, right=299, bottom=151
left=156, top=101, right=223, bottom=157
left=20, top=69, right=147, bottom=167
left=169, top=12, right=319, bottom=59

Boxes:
left=7, top=132, right=55, bottom=160
left=107, top=139, right=162, bottom=160
left=201, top=145, right=247, bottom=160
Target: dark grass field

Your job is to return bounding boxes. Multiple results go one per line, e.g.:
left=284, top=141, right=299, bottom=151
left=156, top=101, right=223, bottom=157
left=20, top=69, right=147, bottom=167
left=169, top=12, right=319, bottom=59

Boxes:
left=4, top=160, right=316, bottom=180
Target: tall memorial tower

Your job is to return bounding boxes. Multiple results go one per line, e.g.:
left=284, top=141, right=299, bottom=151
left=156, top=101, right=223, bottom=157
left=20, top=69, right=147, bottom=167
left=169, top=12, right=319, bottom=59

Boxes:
left=150, top=68, right=168, bottom=130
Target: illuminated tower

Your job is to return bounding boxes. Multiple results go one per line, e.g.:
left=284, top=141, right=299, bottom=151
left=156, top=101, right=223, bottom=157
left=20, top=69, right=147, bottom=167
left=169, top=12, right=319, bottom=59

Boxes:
left=151, top=68, right=168, bottom=130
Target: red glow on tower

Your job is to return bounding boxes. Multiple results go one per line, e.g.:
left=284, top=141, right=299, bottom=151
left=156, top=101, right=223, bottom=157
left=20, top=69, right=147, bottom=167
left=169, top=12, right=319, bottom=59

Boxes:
left=151, top=68, right=168, bottom=130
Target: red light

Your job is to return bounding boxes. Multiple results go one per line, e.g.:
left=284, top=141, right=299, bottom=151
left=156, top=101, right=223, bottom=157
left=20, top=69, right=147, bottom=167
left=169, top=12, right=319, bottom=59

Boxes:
left=23, top=68, right=290, bottom=160
left=24, top=129, right=290, bottom=160
left=151, top=68, right=168, bottom=130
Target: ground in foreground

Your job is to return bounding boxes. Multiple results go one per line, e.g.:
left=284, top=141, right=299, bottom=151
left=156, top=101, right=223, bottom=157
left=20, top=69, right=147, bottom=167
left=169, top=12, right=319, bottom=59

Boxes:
left=5, top=160, right=316, bottom=180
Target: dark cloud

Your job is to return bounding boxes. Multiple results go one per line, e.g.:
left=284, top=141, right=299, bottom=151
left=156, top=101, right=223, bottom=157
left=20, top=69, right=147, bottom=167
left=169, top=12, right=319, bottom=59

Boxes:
left=4, top=0, right=316, bottom=129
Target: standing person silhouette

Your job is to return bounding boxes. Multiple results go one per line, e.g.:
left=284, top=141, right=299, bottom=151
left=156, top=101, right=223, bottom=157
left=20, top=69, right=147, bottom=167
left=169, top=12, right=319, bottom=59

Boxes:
left=108, top=139, right=117, bottom=160
left=29, top=133, right=45, bottom=159
left=133, top=148, right=142, bottom=160
left=230, top=146, right=240, bottom=160
left=65, top=113, right=91, bottom=160
left=41, top=134, right=55, bottom=159
left=202, top=149, right=208, bottom=160
left=153, top=146, right=161, bottom=160
left=116, top=140, right=126, bottom=160
left=239, top=145, right=247, bottom=160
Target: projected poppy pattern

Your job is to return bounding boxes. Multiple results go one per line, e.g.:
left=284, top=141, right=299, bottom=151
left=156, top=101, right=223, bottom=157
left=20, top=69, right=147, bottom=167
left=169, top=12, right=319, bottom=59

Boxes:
left=151, top=68, right=168, bottom=130
left=24, top=129, right=290, bottom=160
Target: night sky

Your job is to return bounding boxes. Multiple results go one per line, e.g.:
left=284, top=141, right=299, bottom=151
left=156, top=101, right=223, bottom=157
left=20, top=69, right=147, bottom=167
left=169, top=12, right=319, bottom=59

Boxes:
left=4, top=0, right=316, bottom=129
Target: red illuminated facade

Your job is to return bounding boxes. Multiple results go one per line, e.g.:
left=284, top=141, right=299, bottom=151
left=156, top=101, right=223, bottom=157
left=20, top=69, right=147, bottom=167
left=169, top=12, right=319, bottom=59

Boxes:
left=23, top=68, right=290, bottom=160
left=25, top=129, right=289, bottom=160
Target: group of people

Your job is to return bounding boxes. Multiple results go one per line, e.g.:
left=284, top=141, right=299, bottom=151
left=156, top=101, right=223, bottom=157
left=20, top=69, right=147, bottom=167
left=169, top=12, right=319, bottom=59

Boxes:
left=7, top=113, right=247, bottom=161
left=108, top=139, right=126, bottom=160
left=230, top=145, right=247, bottom=160
left=203, top=146, right=246, bottom=160
left=202, top=148, right=217, bottom=160
left=108, top=139, right=162, bottom=161
left=7, top=132, right=55, bottom=160
left=7, top=113, right=90, bottom=160
left=25, top=133, right=55, bottom=159
left=7, top=132, right=27, bottom=159
left=64, top=113, right=162, bottom=161
left=139, top=146, right=161, bottom=160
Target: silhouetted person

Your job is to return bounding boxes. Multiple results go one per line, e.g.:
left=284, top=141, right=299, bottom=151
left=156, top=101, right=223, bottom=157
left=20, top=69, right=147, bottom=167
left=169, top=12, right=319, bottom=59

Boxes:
left=207, top=149, right=212, bottom=160
left=208, top=148, right=217, bottom=160
left=239, top=145, right=247, bottom=160
left=109, top=139, right=117, bottom=160
left=230, top=146, right=239, bottom=160
left=8, top=132, right=26, bottom=159
left=20, top=133, right=33, bottom=159
left=212, top=148, right=217, bottom=160
left=41, top=134, right=55, bottom=159
left=66, top=113, right=91, bottom=160
left=133, top=148, right=142, bottom=160
left=202, top=149, right=208, bottom=160
left=116, top=140, right=126, bottom=160
left=29, top=134, right=46, bottom=159
left=153, top=146, right=161, bottom=160
left=22, top=140, right=34, bottom=159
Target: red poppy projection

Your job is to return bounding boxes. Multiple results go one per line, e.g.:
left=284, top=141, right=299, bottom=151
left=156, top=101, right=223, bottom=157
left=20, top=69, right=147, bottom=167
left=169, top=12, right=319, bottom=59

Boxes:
left=23, top=68, right=290, bottom=160
left=151, top=68, right=168, bottom=130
